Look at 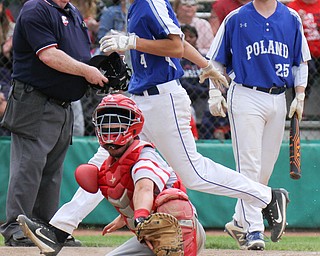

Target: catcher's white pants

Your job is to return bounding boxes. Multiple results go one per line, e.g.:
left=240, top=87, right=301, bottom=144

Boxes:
left=51, top=80, right=273, bottom=235
left=227, top=83, right=286, bottom=232
left=50, top=146, right=107, bottom=234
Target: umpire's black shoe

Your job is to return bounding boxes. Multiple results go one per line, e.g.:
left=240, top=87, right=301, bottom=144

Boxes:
left=64, top=235, right=82, bottom=247
left=17, top=215, right=62, bottom=256
left=262, top=188, right=290, bottom=242
left=5, top=230, right=35, bottom=247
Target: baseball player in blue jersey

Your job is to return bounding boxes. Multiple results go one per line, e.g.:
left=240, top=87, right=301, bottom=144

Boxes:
left=206, top=0, right=311, bottom=250
left=100, top=0, right=291, bottom=247
left=16, top=0, right=292, bottom=254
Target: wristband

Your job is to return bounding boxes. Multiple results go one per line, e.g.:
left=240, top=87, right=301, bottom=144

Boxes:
left=134, top=208, right=150, bottom=219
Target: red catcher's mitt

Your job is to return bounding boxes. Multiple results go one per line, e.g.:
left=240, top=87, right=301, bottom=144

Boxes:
left=135, top=212, right=184, bottom=256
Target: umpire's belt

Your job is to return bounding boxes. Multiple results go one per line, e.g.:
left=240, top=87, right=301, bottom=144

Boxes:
left=47, top=98, right=70, bottom=108
left=13, top=80, right=71, bottom=108
left=242, top=84, right=286, bottom=95
left=135, top=79, right=181, bottom=96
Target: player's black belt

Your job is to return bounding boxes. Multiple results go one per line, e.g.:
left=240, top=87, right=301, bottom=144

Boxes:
left=136, top=86, right=160, bottom=96
left=242, top=84, right=286, bottom=95
left=135, top=79, right=181, bottom=96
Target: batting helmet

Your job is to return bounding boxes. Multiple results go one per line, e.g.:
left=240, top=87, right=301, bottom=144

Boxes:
left=88, top=52, right=131, bottom=93
left=92, top=94, right=144, bottom=147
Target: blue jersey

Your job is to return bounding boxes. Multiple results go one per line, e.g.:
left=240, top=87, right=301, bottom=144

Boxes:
left=127, top=0, right=184, bottom=94
left=207, top=1, right=311, bottom=88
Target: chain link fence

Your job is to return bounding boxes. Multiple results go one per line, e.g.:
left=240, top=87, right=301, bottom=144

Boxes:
left=0, top=0, right=319, bottom=140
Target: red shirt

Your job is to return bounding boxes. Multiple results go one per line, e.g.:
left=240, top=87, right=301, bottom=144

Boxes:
left=211, top=0, right=249, bottom=23
left=287, top=0, right=320, bottom=58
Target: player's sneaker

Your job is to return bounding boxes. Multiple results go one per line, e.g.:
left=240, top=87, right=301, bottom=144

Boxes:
left=224, top=220, right=247, bottom=249
left=262, top=188, right=290, bottom=242
left=246, top=231, right=265, bottom=250
left=17, top=215, right=62, bottom=256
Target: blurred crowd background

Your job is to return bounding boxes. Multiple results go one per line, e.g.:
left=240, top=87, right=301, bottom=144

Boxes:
left=0, top=0, right=319, bottom=140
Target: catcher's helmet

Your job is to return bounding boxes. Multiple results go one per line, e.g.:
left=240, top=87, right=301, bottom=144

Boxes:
left=92, top=94, right=144, bottom=147
left=88, top=52, right=131, bottom=93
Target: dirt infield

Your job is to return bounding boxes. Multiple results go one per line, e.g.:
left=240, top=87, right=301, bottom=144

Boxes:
left=1, top=230, right=320, bottom=256
left=2, top=247, right=320, bottom=256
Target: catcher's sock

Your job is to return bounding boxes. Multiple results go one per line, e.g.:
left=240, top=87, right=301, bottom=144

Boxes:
left=52, top=227, right=69, bottom=243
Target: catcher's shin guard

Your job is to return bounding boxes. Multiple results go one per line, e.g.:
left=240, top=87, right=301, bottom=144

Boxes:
left=155, top=188, right=197, bottom=256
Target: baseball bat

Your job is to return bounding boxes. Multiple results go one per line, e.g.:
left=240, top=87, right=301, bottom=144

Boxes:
left=289, top=112, right=301, bottom=179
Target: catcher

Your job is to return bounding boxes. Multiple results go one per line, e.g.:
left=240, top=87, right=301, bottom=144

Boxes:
left=18, top=94, right=205, bottom=256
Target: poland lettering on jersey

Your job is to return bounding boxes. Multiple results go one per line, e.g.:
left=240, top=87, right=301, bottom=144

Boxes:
left=246, top=40, right=288, bottom=60
left=206, top=1, right=311, bottom=88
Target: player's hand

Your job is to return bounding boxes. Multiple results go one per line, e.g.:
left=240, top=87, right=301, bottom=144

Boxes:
left=208, top=88, right=228, bottom=117
left=199, top=61, right=228, bottom=89
left=102, top=215, right=126, bottom=235
left=99, top=32, right=138, bottom=53
left=289, top=92, right=305, bottom=121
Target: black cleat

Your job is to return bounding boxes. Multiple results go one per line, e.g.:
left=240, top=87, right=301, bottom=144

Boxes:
left=17, top=215, right=62, bottom=256
left=263, top=188, right=290, bottom=242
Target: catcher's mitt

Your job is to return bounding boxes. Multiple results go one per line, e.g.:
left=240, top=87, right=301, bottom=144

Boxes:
left=135, top=213, right=184, bottom=256
left=88, top=52, right=131, bottom=93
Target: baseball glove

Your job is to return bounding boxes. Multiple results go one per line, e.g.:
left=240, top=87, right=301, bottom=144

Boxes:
left=135, top=213, right=184, bottom=256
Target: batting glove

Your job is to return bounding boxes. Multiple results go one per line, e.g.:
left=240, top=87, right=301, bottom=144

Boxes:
left=99, top=32, right=138, bottom=53
left=288, top=92, right=305, bottom=121
left=199, top=61, right=228, bottom=89
left=208, top=88, right=228, bottom=117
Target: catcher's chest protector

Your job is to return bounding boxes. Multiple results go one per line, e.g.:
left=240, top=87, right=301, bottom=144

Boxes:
left=98, top=140, right=153, bottom=230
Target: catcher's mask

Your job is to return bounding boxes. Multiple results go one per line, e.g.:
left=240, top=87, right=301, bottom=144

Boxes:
left=92, top=94, right=144, bottom=147
left=88, top=52, right=131, bottom=93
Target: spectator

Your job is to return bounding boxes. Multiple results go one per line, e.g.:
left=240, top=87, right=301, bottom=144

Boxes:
left=0, top=0, right=108, bottom=247
left=180, top=24, right=205, bottom=138
left=0, top=0, right=14, bottom=136
left=97, top=0, right=126, bottom=41
left=173, top=0, right=214, bottom=55
left=180, top=24, right=230, bottom=139
left=71, top=0, right=100, bottom=51
left=287, top=0, right=320, bottom=99
left=5, top=0, right=28, bottom=22
left=209, top=0, right=250, bottom=36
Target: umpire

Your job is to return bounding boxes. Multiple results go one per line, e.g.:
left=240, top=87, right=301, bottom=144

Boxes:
left=0, top=0, right=108, bottom=246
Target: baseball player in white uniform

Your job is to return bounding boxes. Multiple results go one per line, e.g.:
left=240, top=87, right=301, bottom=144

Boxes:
left=17, top=0, right=290, bottom=254
left=205, top=0, right=311, bottom=250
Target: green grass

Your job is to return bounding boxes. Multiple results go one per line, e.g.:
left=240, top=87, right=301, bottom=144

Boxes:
left=1, top=234, right=320, bottom=251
